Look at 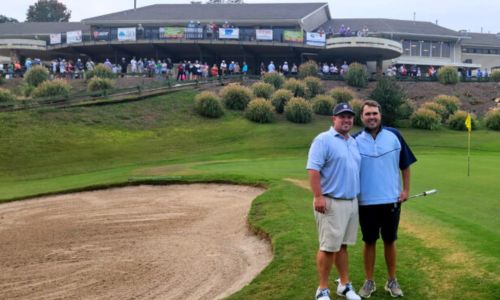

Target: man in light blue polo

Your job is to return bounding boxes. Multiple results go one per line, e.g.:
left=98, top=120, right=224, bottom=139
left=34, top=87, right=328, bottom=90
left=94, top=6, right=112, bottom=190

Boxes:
left=354, top=100, right=416, bottom=298
left=307, top=102, right=362, bottom=300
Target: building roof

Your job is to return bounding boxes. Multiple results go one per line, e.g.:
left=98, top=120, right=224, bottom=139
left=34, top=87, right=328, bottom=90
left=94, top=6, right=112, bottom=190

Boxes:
left=0, top=22, right=90, bottom=36
left=461, top=32, right=500, bottom=47
left=82, top=3, right=327, bottom=24
left=319, top=18, right=460, bottom=38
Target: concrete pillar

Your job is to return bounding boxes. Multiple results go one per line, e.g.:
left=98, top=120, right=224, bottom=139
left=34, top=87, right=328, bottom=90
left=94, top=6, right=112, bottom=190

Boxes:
left=9, top=49, right=20, bottom=63
left=376, top=58, right=383, bottom=75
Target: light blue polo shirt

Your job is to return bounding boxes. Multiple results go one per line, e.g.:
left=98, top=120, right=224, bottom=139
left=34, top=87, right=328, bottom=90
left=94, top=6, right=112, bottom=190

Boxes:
left=306, top=127, right=361, bottom=199
left=354, top=127, right=417, bottom=205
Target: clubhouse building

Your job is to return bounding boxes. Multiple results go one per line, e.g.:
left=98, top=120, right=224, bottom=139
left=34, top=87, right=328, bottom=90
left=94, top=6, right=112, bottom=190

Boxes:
left=0, top=2, right=498, bottom=74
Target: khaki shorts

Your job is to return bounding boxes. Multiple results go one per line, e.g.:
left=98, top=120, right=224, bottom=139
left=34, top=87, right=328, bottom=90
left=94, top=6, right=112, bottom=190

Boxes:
left=314, top=197, right=359, bottom=252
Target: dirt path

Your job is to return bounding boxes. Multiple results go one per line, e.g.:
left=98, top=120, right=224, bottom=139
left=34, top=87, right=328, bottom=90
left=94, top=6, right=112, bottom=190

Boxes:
left=0, top=184, right=272, bottom=300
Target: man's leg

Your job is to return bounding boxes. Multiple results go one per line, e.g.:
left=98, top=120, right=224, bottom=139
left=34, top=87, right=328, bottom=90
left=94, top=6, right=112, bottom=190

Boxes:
left=317, top=250, right=335, bottom=288
left=363, top=241, right=377, bottom=280
left=335, top=245, right=349, bottom=284
left=383, top=241, right=397, bottom=279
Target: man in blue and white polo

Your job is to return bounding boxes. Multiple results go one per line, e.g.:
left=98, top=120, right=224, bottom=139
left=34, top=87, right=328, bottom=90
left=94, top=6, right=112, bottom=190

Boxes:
left=354, top=100, right=417, bottom=298
left=307, top=102, right=362, bottom=300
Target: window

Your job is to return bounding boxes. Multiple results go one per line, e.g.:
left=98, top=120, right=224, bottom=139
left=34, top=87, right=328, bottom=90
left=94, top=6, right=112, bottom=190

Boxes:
left=411, top=41, right=421, bottom=56
left=402, top=40, right=411, bottom=56
left=441, top=42, right=450, bottom=57
left=431, top=42, right=440, bottom=57
left=421, top=41, right=430, bottom=57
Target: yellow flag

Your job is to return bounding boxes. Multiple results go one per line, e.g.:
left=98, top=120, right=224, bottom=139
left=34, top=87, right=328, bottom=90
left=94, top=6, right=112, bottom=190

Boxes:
left=465, top=113, right=472, bottom=132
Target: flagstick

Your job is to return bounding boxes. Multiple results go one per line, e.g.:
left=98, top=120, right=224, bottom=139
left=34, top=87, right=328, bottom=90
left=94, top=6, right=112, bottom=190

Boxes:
left=467, top=129, right=471, bottom=176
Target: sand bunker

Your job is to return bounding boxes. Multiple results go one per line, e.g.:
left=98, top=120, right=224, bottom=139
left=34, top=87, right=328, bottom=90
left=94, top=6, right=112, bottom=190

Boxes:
left=0, top=184, right=272, bottom=299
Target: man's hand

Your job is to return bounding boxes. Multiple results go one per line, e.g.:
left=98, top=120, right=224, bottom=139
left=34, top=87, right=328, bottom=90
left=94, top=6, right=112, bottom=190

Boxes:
left=314, top=196, right=327, bottom=214
left=398, top=190, right=409, bottom=203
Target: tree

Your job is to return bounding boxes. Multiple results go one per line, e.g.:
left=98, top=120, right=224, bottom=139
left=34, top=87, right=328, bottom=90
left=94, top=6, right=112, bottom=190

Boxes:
left=26, top=0, right=71, bottom=22
left=0, top=15, right=19, bottom=23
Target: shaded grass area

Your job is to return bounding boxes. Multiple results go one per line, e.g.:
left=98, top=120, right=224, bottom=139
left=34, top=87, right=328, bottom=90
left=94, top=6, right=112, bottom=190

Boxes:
left=1, top=89, right=499, bottom=299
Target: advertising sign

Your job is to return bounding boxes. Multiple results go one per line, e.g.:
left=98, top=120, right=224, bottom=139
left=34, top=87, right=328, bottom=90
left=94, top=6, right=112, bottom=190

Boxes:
left=256, top=29, right=273, bottom=41
left=159, top=27, right=185, bottom=39
left=50, top=33, right=61, bottom=45
left=283, top=30, right=304, bottom=43
left=66, top=30, right=82, bottom=44
left=306, top=32, right=326, bottom=46
left=219, top=28, right=239, bottom=39
left=117, top=27, right=136, bottom=41
left=93, top=31, right=109, bottom=41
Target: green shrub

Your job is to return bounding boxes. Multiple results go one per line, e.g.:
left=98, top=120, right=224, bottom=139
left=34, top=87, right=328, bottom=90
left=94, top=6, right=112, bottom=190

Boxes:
left=86, top=63, right=115, bottom=80
left=262, top=72, right=285, bottom=89
left=435, top=95, right=461, bottom=117
left=370, top=76, right=406, bottom=126
left=285, top=97, right=313, bottom=123
left=349, top=98, right=364, bottom=126
left=484, top=109, right=500, bottom=130
left=421, top=102, right=448, bottom=121
left=304, top=76, right=325, bottom=99
left=345, top=62, right=368, bottom=88
left=398, top=99, right=416, bottom=119
left=24, top=65, right=49, bottom=87
left=283, top=78, right=307, bottom=98
left=14, top=83, right=35, bottom=97
left=251, top=82, right=274, bottom=99
left=298, top=61, right=319, bottom=78
left=312, top=95, right=334, bottom=116
left=0, top=88, right=16, bottom=102
left=220, top=83, right=253, bottom=110
left=31, top=79, right=71, bottom=99
left=330, top=87, right=355, bottom=104
left=271, top=89, right=294, bottom=113
left=0, top=75, right=5, bottom=85
left=410, top=108, right=441, bottom=130
left=194, top=91, right=224, bottom=118
left=437, top=66, right=458, bottom=84
left=491, top=70, right=500, bottom=82
left=245, top=98, right=275, bottom=123
left=448, top=110, right=477, bottom=131
left=87, top=77, right=115, bottom=93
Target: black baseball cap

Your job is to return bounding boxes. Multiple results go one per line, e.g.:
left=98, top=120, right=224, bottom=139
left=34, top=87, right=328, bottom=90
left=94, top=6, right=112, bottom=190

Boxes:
left=333, top=102, right=355, bottom=116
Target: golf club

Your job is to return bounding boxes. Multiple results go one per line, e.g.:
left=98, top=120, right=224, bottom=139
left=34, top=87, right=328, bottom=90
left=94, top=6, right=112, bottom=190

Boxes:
left=408, top=189, right=438, bottom=199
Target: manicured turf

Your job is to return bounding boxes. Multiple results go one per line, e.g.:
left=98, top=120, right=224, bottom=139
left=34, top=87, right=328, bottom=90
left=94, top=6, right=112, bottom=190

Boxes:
left=1, top=90, right=498, bottom=299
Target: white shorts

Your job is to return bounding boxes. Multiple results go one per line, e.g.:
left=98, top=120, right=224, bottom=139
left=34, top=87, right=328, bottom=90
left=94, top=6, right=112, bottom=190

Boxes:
left=314, top=197, right=359, bottom=252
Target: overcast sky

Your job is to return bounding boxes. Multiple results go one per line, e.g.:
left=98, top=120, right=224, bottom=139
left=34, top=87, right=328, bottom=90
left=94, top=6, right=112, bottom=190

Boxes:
left=3, top=0, right=499, bottom=34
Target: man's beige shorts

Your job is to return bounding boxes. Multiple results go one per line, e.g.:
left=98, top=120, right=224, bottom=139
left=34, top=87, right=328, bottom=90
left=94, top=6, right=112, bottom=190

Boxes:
left=314, top=197, right=359, bottom=252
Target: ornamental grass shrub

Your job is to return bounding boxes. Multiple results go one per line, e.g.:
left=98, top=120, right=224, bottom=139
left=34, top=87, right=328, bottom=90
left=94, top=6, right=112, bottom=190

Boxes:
left=484, top=109, right=500, bottom=130
left=421, top=102, right=448, bottom=121
left=491, top=70, right=500, bottom=82
left=345, top=62, right=368, bottom=88
left=87, top=77, right=115, bottom=94
left=298, top=61, right=319, bottom=78
left=251, top=82, right=274, bottom=99
left=437, top=66, right=458, bottom=84
left=312, top=95, right=335, bottom=116
left=262, top=72, right=285, bottom=89
left=370, top=76, right=406, bottom=126
left=31, top=79, right=71, bottom=99
left=285, top=97, right=313, bottom=123
left=24, top=65, right=49, bottom=87
left=283, top=78, right=307, bottom=98
left=304, top=76, right=325, bottom=99
left=330, top=87, right=355, bottom=104
left=271, top=89, right=294, bottom=113
left=0, top=88, right=16, bottom=102
left=349, top=98, right=364, bottom=126
left=398, top=99, right=416, bottom=119
left=410, top=108, right=441, bottom=130
left=435, top=94, right=461, bottom=117
left=86, top=63, right=115, bottom=80
left=194, top=91, right=224, bottom=118
left=220, top=83, right=252, bottom=110
left=245, top=98, right=275, bottom=123
left=448, top=110, right=477, bottom=131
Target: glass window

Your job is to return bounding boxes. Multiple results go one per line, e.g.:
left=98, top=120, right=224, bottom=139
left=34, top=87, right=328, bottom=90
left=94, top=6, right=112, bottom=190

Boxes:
left=402, top=40, right=411, bottom=56
left=431, top=42, right=440, bottom=57
left=421, top=41, right=430, bottom=57
left=411, top=41, right=421, bottom=56
left=441, top=42, right=450, bottom=57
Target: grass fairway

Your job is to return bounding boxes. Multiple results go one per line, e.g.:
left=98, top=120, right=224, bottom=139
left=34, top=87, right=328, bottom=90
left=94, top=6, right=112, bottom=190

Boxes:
left=1, top=90, right=499, bottom=299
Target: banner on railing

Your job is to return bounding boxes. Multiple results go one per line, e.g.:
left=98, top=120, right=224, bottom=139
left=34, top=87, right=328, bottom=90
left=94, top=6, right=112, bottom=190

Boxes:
left=66, top=30, right=82, bottom=44
left=185, top=27, right=203, bottom=39
left=306, top=32, right=326, bottom=46
left=256, top=29, right=273, bottom=41
left=283, top=30, right=304, bottom=43
left=159, top=27, right=185, bottom=39
left=93, top=31, right=109, bottom=41
left=219, top=28, right=239, bottom=39
left=118, top=27, right=136, bottom=41
left=50, top=33, right=61, bottom=45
